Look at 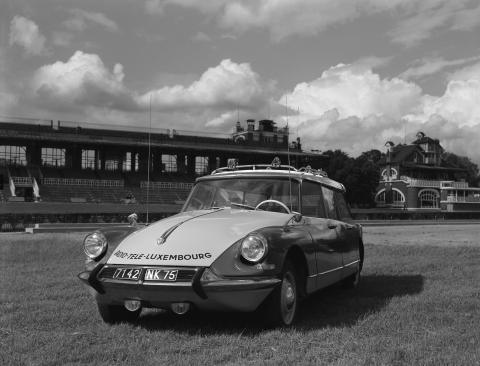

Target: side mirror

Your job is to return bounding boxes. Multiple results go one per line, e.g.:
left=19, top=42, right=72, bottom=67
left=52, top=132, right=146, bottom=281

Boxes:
left=293, top=213, right=303, bottom=223
left=284, top=213, right=303, bottom=230
left=127, top=213, right=138, bottom=227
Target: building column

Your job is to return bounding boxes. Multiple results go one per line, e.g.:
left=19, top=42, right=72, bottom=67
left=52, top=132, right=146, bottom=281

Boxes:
left=187, top=154, right=196, bottom=176
left=177, top=153, right=187, bottom=174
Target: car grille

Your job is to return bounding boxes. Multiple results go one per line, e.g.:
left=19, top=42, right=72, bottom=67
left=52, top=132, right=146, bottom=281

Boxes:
left=98, top=266, right=198, bottom=282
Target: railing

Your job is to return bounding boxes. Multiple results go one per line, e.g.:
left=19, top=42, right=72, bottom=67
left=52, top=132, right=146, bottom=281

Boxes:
left=12, top=176, right=33, bottom=185
left=406, top=179, right=441, bottom=188
left=444, top=196, right=480, bottom=203
left=41, top=178, right=124, bottom=187
left=440, top=181, right=469, bottom=189
left=140, top=181, right=194, bottom=190
left=58, top=120, right=170, bottom=135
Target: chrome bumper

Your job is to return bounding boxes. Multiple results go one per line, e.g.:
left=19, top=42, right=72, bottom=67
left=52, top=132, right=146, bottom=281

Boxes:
left=78, top=267, right=280, bottom=312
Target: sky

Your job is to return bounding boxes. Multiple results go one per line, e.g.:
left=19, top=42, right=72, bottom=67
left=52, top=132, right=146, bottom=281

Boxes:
left=1, top=0, right=480, bottom=165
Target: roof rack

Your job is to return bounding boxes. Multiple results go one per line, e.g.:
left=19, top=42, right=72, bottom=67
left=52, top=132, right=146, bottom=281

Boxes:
left=211, top=164, right=298, bottom=175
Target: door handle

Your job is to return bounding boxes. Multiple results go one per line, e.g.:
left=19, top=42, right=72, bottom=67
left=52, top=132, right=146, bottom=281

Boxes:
left=346, top=225, right=355, bottom=230
left=328, top=223, right=337, bottom=229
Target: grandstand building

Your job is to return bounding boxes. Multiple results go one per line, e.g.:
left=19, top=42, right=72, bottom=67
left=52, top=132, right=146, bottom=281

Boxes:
left=375, top=132, right=480, bottom=212
left=0, top=117, right=324, bottom=229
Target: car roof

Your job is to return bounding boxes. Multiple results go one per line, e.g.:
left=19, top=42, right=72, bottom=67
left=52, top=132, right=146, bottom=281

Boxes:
left=196, top=165, right=346, bottom=192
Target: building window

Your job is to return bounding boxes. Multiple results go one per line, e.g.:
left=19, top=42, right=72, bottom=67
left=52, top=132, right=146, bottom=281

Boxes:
left=82, top=149, right=96, bottom=169
left=162, top=154, right=177, bottom=173
left=105, top=159, right=119, bottom=171
left=375, top=188, right=405, bottom=206
left=195, top=156, right=209, bottom=176
left=418, top=189, right=438, bottom=208
left=41, top=148, right=65, bottom=167
left=381, top=167, right=398, bottom=180
left=0, top=145, right=27, bottom=166
left=122, top=152, right=139, bottom=172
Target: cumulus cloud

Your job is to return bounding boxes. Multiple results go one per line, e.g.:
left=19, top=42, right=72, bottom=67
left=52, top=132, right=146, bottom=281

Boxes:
left=277, top=61, right=480, bottom=166
left=9, top=16, right=48, bottom=56
left=63, top=9, right=119, bottom=33
left=414, top=79, right=480, bottom=128
left=30, top=53, right=269, bottom=126
left=142, top=59, right=268, bottom=111
left=280, top=63, right=422, bottom=120
left=31, top=51, right=137, bottom=111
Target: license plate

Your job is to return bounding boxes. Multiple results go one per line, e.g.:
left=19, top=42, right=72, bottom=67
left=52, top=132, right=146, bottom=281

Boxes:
left=112, top=268, right=141, bottom=280
left=144, top=268, right=178, bottom=282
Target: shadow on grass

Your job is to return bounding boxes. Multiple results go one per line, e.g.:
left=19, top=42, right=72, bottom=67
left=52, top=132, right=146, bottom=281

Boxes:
left=135, top=274, right=423, bottom=335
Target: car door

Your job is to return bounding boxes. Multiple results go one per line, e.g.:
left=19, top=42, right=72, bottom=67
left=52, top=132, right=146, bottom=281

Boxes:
left=301, top=181, right=343, bottom=289
left=333, top=190, right=361, bottom=277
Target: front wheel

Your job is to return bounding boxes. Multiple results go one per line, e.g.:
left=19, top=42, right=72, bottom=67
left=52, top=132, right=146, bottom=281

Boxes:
left=263, top=261, right=298, bottom=327
left=97, top=303, right=141, bottom=324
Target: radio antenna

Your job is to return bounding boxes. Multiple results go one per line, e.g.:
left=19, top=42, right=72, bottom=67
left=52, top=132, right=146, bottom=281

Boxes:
left=146, top=93, right=152, bottom=225
left=286, top=96, right=293, bottom=211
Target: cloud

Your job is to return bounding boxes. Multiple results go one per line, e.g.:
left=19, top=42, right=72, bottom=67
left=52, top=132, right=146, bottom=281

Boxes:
left=413, top=79, right=480, bottom=128
left=277, top=61, right=480, bottom=166
left=447, top=60, right=480, bottom=82
left=9, top=16, right=48, bottom=56
left=451, top=1, right=480, bottom=31
left=142, top=59, right=269, bottom=111
left=192, top=32, right=212, bottom=43
left=399, top=55, right=480, bottom=80
left=156, top=0, right=480, bottom=45
left=145, top=0, right=165, bottom=15
left=31, top=51, right=138, bottom=111
left=30, top=53, right=269, bottom=125
left=64, top=9, right=119, bottom=33
left=52, top=31, right=74, bottom=47
left=280, top=62, right=422, bottom=120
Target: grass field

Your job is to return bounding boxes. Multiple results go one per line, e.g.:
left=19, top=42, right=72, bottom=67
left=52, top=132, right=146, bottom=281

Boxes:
left=1, top=225, right=479, bottom=365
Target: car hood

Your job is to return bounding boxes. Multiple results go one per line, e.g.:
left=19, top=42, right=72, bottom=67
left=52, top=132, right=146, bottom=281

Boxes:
left=107, top=208, right=290, bottom=267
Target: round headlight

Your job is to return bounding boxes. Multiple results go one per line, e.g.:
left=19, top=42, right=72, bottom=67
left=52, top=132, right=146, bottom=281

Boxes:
left=83, top=232, right=107, bottom=259
left=240, top=233, right=268, bottom=263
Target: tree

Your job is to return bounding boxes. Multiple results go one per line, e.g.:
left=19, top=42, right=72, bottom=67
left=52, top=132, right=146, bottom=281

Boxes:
left=443, top=152, right=480, bottom=187
left=322, top=149, right=381, bottom=207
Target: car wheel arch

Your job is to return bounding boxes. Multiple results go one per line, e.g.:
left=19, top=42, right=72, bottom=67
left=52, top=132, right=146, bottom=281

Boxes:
left=283, top=245, right=308, bottom=299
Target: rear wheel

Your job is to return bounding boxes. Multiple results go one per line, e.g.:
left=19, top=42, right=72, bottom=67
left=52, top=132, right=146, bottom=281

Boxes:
left=263, top=260, right=298, bottom=327
left=341, top=270, right=360, bottom=289
left=97, top=303, right=141, bottom=324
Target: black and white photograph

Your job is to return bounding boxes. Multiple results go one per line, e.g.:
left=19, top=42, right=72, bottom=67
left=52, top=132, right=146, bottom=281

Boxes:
left=1, top=0, right=479, bottom=365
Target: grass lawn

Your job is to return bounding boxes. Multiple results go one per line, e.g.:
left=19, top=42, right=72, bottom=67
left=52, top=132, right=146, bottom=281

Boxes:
left=1, top=225, right=479, bottom=365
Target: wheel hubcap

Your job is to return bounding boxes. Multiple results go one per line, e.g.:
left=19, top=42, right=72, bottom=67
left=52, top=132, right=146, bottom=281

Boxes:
left=281, top=272, right=296, bottom=324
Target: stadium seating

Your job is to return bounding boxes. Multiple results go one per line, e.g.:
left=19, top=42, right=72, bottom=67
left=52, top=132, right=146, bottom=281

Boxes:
left=39, top=184, right=133, bottom=203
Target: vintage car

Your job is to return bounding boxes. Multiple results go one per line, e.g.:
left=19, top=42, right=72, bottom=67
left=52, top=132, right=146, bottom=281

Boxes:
left=78, top=161, right=364, bottom=326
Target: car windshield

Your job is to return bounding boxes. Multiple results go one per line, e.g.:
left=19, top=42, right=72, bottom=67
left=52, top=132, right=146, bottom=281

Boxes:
left=183, top=178, right=299, bottom=212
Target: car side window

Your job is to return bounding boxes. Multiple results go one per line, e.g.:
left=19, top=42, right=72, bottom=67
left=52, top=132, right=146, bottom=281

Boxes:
left=321, top=186, right=337, bottom=220
left=301, top=181, right=326, bottom=218
left=334, top=191, right=352, bottom=221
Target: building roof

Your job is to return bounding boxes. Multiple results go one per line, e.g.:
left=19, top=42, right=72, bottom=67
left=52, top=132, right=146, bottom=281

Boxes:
left=389, top=144, right=421, bottom=163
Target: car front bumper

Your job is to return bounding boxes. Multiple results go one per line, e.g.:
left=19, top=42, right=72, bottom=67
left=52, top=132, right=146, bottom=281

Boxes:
left=78, top=265, right=280, bottom=312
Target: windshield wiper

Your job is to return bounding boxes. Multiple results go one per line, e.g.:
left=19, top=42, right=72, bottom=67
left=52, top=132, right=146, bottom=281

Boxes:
left=230, top=202, right=255, bottom=210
